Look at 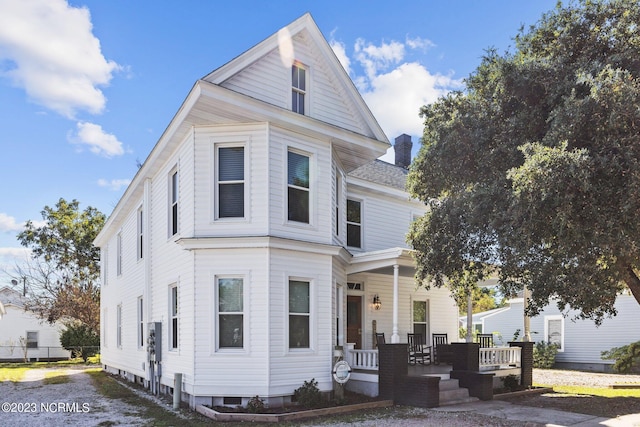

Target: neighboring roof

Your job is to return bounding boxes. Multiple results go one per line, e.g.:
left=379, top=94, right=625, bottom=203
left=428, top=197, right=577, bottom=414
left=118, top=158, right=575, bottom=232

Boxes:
left=348, top=160, right=408, bottom=191
left=460, top=306, right=512, bottom=325
left=0, top=286, right=25, bottom=307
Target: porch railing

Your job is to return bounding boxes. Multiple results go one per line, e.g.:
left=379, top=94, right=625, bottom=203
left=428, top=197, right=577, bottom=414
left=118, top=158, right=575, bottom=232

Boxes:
left=345, top=344, right=379, bottom=370
left=479, top=346, right=521, bottom=370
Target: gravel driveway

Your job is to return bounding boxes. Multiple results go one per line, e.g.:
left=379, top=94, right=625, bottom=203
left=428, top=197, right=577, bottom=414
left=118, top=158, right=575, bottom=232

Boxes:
left=0, top=366, right=147, bottom=426
left=2, top=366, right=640, bottom=426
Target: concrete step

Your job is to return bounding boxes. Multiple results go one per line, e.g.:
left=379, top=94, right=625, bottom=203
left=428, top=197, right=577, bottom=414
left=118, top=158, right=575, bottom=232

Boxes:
left=438, top=379, right=479, bottom=406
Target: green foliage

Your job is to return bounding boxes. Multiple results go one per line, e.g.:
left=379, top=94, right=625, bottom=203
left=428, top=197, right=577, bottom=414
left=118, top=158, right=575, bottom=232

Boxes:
left=407, top=0, right=640, bottom=322
left=294, top=378, right=323, bottom=409
left=601, top=341, right=640, bottom=373
left=246, top=395, right=266, bottom=413
left=533, top=341, right=559, bottom=368
left=512, top=329, right=521, bottom=342
left=502, top=374, right=520, bottom=392
left=60, top=323, right=100, bottom=362
left=14, top=198, right=105, bottom=333
left=456, top=286, right=506, bottom=315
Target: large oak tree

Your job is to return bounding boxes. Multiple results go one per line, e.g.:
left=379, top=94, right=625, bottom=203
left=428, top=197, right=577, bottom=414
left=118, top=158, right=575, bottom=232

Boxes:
left=407, top=0, right=640, bottom=323
left=13, top=198, right=105, bottom=333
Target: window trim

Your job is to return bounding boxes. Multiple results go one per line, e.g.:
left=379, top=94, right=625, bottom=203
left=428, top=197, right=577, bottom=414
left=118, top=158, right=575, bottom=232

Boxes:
left=116, top=232, right=122, bottom=276
left=169, top=168, right=179, bottom=237
left=286, top=147, right=313, bottom=226
left=346, top=198, right=363, bottom=249
left=412, top=299, right=429, bottom=342
left=137, top=207, right=144, bottom=260
left=26, top=331, right=38, bottom=349
left=169, top=285, right=179, bottom=350
left=214, top=143, right=247, bottom=221
left=291, top=62, right=308, bottom=115
left=116, top=304, right=122, bottom=348
left=287, top=277, right=313, bottom=352
left=215, top=275, right=247, bottom=352
left=137, top=296, right=144, bottom=349
left=544, top=315, right=564, bottom=352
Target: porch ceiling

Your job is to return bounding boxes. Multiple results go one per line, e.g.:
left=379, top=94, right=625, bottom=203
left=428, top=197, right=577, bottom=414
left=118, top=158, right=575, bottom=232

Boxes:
left=347, top=247, right=416, bottom=277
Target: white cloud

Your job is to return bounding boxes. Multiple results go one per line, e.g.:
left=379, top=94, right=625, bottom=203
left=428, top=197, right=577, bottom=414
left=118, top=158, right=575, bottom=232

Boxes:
left=329, top=39, right=351, bottom=75
left=69, top=121, right=124, bottom=157
left=0, top=0, right=121, bottom=118
left=0, top=213, right=23, bottom=232
left=98, top=178, right=131, bottom=191
left=0, top=247, right=30, bottom=258
left=336, top=36, right=463, bottom=147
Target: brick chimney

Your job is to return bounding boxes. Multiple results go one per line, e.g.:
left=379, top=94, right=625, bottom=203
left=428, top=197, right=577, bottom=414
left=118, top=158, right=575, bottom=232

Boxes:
left=394, top=134, right=412, bottom=169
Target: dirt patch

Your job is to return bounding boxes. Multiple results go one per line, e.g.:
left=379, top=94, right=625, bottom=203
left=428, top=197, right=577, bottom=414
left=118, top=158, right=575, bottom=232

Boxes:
left=0, top=366, right=147, bottom=426
left=499, top=368, right=640, bottom=419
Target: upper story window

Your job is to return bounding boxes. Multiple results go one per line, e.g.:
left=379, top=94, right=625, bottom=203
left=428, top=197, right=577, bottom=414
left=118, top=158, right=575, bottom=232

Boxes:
left=217, top=146, right=245, bottom=219
left=292, top=64, right=306, bottom=115
left=116, top=232, right=122, bottom=275
left=335, top=171, right=342, bottom=237
left=287, top=150, right=310, bottom=223
left=169, top=169, right=179, bottom=236
left=347, top=199, right=362, bottom=248
left=137, top=207, right=144, bottom=260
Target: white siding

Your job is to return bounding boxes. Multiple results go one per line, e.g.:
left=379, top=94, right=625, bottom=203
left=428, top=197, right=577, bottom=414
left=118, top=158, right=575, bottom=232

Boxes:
left=221, top=31, right=365, bottom=136
left=193, top=123, right=269, bottom=237
left=348, top=187, right=426, bottom=252
left=268, top=126, right=333, bottom=244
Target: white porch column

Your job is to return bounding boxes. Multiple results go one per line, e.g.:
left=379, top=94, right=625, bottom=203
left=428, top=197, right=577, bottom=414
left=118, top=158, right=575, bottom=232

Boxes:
left=391, top=264, right=400, bottom=343
left=523, top=284, right=532, bottom=341
left=466, top=290, right=473, bottom=342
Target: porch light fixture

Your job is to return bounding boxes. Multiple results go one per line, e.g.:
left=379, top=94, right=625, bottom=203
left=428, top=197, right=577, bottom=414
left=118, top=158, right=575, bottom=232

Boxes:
left=372, top=294, right=381, bottom=310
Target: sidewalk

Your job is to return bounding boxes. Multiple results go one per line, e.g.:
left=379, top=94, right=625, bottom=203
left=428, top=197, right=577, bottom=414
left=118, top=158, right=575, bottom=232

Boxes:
left=434, top=400, right=640, bottom=427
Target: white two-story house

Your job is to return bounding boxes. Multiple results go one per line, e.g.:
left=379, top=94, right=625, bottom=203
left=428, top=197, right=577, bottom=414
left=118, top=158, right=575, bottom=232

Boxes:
left=95, top=13, right=459, bottom=408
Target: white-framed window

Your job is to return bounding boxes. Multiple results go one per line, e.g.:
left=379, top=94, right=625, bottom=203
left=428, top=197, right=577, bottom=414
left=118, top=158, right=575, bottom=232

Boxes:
left=412, top=300, right=429, bottom=340
left=116, top=304, right=122, bottom=348
left=287, top=150, right=310, bottom=224
left=544, top=315, right=564, bottom=352
left=346, top=199, right=362, bottom=248
left=137, top=296, right=144, bottom=348
left=26, top=331, right=38, bottom=349
left=102, top=247, right=108, bottom=286
left=170, top=285, right=178, bottom=349
left=289, top=279, right=310, bottom=349
left=137, top=207, right=144, bottom=260
left=217, top=277, right=244, bottom=349
left=169, top=168, right=179, bottom=236
left=216, top=145, right=245, bottom=219
left=292, top=63, right=306, bottom=114
left=116, top=232, right=122, bottom=276
left=347, top=282, right=363, bottom=291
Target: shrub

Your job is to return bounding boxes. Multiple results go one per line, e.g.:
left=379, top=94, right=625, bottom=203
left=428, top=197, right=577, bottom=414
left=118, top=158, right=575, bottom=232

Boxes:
left=294, top=378, right=323, bottom=408
left=602, top=341, right=640, bottom=373
left=246, top=395, right=265, bottom=413
left=501, top=374, right=520, bottom=391
left=60, top=323, right=100, bottom=362
left=533, top=341, right=558, bottom=368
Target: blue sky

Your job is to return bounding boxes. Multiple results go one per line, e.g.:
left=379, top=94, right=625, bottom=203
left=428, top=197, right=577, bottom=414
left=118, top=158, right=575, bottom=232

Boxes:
left=0, top=0, right=559, bottom=280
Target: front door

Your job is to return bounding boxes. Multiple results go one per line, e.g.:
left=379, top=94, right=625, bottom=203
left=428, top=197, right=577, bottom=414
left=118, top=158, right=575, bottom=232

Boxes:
left=347, top=295, right=362, bottom=349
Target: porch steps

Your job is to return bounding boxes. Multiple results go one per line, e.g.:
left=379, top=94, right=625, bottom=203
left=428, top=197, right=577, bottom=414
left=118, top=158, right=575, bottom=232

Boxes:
left=438, top=378, right=479, bottom=406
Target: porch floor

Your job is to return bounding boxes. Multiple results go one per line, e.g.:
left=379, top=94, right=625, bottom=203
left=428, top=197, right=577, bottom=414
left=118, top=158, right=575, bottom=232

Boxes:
left=408, top=363, right=452, bottom=378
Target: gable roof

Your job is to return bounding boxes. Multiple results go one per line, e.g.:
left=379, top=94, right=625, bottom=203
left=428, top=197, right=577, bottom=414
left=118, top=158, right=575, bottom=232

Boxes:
left=96, top=14, right=390, bottom=245
left=203, top=13, right=388, bottom=144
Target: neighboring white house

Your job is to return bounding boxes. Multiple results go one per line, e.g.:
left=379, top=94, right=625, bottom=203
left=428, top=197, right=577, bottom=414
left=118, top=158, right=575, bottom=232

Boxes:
left=94, top=13, right=459, bottom=408
left=464, top=293, right=640, bottom=372
left=0, top=286, right=70, bottom=361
